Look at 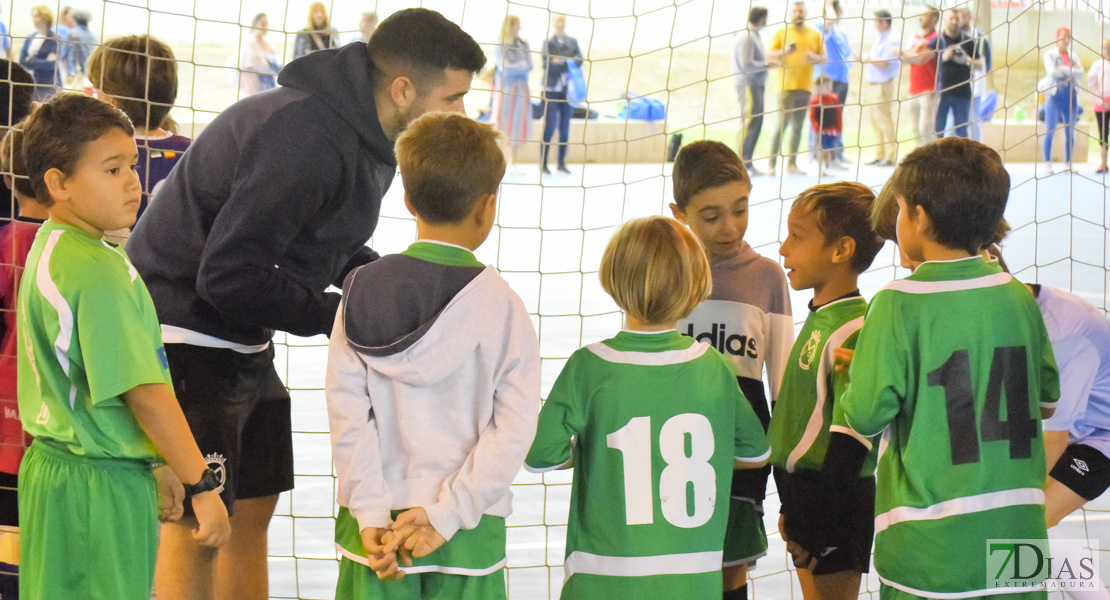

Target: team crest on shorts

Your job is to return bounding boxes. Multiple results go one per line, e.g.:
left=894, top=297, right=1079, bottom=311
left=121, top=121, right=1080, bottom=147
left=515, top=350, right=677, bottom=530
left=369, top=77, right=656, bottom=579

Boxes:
left=798, top=330, right=821, bottom=371
left=204, top=452, right=228, bottom=494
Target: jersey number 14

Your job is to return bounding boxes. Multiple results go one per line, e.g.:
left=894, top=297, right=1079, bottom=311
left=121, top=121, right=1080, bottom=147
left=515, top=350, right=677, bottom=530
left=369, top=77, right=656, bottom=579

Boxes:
left=928, top=346, right=1038, bottom=466
left=606, top=414, right=717, bottom=528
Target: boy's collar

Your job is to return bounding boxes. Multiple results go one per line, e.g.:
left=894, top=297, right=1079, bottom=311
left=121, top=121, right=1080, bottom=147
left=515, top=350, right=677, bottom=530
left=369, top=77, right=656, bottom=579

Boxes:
left=808, top=289, right=862, bottom=312
left=413, top=238, right=472, bottom=252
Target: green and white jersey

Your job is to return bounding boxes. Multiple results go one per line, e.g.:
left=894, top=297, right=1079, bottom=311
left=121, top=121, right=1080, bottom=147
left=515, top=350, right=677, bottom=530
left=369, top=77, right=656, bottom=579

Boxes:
left=840, top=257, right=1059, bottom=598
left=17, top=221, right=169, bottom=461
left=525, top=330, right=770, bottom=599
left=768, top=295, right=877, bottom=475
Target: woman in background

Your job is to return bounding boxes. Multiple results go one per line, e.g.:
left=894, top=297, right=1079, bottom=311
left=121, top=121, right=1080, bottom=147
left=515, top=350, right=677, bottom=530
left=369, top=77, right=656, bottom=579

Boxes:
left=1088, top=39, right=1110, bottom=174
left=240, top=13, right=281, bottom=96
left=293, top=2, right=338, bottom=59
left=1039, top=26, right=1083, bottom=174
left=19, top=6, right=59, bottom=101
left=492, top=15, right=532, bottom=173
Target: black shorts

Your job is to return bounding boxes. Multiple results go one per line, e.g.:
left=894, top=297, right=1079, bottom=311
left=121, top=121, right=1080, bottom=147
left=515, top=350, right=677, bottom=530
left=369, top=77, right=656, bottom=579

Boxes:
left=166, top=343, right=294, bottom=516
left=0, top=472, right=16, bottom=527
left=1050, top=443, right=1110, bottom=502
left=774, top=468, right=875, bottom=576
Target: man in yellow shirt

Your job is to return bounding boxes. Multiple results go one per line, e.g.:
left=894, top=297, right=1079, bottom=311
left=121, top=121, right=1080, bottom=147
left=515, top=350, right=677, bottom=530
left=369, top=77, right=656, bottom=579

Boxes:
left=768, top=1, right=823, bottom=175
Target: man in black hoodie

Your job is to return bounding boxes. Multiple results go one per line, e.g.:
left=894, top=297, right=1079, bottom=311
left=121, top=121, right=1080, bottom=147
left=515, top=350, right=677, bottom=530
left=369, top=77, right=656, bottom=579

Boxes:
left=126, top=9, right=485, bottom=600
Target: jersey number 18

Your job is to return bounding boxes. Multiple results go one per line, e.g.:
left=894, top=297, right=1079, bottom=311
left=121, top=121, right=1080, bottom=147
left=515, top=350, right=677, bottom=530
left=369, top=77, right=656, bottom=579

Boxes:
left=606, top=414, right=717, bottom=528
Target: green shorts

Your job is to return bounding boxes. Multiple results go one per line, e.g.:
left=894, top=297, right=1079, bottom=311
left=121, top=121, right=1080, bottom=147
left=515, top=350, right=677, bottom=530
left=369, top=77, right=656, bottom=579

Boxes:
left=723, top=497, right=768, bottom=567
left=18, top=440, right=157, bottom=600
left=880, top=584, right=1047, bottom=600
left=336, top=558, right=506, bottom=600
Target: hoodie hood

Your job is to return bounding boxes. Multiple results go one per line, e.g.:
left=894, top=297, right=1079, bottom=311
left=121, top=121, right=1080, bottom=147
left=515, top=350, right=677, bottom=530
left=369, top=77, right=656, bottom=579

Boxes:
left=342, top=255, right=491, bottom=385
left=711, top=240, right=762, bottom=270
left=279, top=44, right=396, bottom=167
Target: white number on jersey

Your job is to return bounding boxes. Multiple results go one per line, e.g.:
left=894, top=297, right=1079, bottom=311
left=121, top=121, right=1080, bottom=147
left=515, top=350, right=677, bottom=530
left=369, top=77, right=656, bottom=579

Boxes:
left=606, top=413, right=717, bottom=528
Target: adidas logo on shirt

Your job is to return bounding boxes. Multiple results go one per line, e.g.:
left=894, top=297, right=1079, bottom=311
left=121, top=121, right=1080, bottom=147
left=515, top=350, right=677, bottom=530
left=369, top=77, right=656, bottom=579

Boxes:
left=684, top=323, right=758, bottom=358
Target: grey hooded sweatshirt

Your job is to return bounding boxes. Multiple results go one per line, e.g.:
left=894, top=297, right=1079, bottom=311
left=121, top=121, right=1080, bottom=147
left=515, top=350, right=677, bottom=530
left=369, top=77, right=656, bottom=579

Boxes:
left=128, top=43, right=395, bottom=347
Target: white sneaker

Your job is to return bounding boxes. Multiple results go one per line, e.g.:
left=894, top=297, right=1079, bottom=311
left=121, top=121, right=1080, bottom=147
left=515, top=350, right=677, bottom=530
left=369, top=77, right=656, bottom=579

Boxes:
left=1037, top=164, right=1055, bottom=177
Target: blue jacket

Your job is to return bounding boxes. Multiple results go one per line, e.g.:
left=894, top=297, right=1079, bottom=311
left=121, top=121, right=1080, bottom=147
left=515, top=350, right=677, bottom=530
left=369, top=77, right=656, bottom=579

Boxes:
left=19, top=32, right=60, bottom=97
left=128, top=44, right=394, bottom=345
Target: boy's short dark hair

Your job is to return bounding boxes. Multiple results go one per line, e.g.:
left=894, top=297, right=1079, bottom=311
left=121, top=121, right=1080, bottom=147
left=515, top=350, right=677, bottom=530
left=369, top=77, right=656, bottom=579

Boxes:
left=87, top=35, right=178, bottom=131
left=367, top=9, right=485, bottom=94
left=395, top=112, right=504, bottom=224
left=0, top=61, right=34, bottom=129
left=882, top=137, right=1009, bottom=254
left=1, top=120, right=33, bottom=198
left=749, top=6, right=768, bottom=26
left=792, top=181, right=884, bottom=274
left=23, top=94, right=134, bottom=207
left=672, top=140, right=750, bottom=210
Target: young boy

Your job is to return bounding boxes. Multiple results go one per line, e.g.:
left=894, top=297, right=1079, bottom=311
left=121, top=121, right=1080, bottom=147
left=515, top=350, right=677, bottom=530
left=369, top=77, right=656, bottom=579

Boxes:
left=87, top=35, right=189, bottom=244
left=769, top=181, right=884, bottom=600
left=525, top=215, right=770, bottom=599
left=809, top=76, right=842, bottom=177
left=325, top=112, right=540, bottom=598
left=0, top=121, right=44, bottom=595
left=840, top=137, right=1059, bottom=600
left=669, top=140, right=793, bottom=600
left=16, top=93, right=229, bottom=600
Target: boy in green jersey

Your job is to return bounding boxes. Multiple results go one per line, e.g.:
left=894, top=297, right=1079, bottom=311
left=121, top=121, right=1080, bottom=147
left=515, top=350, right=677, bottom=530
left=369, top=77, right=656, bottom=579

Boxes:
left=326, top=112, right=540, bottom=600
left=16, top=94, right=229, bottom=600
left=840, top=137, right=1059, bottom=600
left=526, top=216, right=770, bottom=600
left=769, top=182, right=884, bottom=600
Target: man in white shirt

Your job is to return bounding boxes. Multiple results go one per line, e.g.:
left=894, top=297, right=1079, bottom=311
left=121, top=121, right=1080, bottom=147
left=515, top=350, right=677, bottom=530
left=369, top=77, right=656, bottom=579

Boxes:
left=864, top=10, right=900, bottom=166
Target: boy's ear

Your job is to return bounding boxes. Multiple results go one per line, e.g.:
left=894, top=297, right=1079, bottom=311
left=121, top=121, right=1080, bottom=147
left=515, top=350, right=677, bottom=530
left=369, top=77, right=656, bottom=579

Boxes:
left=668, top=202, right=686, bottom=223
left=402, top=193, right=417, bottom=218
left=474, top=192, right=497, bottom=228
left=831, top=235, right=857, bottom=266
left=2, top=174, right=11, bottom=189
left=43, top=168, right=66, bottom=202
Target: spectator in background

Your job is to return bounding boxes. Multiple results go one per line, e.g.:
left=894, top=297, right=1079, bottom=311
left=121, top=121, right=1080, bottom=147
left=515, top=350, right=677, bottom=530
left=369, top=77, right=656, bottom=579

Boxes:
left=88, top=35, right=190, bottom=245
left=733, top=6, right=769, bottom=175
left=492, top=15, right=532, bottom=173
left=768, top=1, right=823, bottom=175
left=815, top=0, right=852, bottom=167
left=61, top=10, right=96, bottom=87
left=19, top=6, right=60, bottom=102
left=1039, top=27, right=1083, bottom=174
left=930, top=9, right=978, bottom=138
left=0, top=7, right=11, bottom=61
left=959, top=7, right=992, bottom=141
left=54, top=7, right=70, bottom=48
left=863, top=9, right=900, bottom=166
left=240, top=13, right=281, bottom=96
left=0, top=60, right=35, bottom=223
left=352, top=11, right=376, bottom=44
left=541, top=14, right=582, bottom=175
left=810, top=75, right=842, bottom=176
left=1087, top=39, right=1110, bottom=174
left=904, top=6, right=940, bottom=144
left=294, top=2, right=338, bottom=59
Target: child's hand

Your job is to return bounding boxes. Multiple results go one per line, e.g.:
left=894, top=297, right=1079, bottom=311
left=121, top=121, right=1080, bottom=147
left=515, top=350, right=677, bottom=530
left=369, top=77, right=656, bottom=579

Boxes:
left=361, top=527, right=405, bottom=581
left=390, top=507, right=447, bottom=561
left=786, top=539, right=817, bottom=570
left=190, top=490, right=230, bottom=548
left=153, top=465, right=184, bottom=522
left=833, top=347, right=855, bottom=375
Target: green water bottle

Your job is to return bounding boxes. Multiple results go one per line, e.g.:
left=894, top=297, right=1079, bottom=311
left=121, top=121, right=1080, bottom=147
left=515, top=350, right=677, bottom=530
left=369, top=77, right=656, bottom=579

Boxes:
left=1015, top=104, right=1024, bottom=124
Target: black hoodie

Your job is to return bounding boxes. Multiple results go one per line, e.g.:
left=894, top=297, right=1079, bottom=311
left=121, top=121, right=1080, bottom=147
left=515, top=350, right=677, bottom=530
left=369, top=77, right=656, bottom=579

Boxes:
left=128, top=43, right=396, bottom=346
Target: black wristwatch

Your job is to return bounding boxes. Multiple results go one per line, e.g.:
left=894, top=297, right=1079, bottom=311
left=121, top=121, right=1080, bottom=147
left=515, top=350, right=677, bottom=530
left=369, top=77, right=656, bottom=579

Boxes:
left=184, top=468, right=222, bottom=498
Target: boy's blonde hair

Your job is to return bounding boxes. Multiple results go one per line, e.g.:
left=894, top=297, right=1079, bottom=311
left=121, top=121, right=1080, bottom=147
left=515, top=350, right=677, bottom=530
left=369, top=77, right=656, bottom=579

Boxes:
left=1, top=120, right=32, bottom=199
left=396, top=112, right=505, bottom=224
left=792, top=181, right=884, bottom=274
left=671, top=140, right=750, bottom=210
left=600, top=216, right=712, bottom=325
